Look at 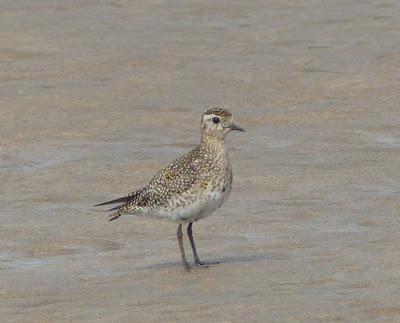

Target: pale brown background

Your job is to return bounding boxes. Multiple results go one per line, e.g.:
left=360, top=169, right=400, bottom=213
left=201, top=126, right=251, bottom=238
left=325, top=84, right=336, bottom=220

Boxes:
left=1, top=0, right=400, bottom=322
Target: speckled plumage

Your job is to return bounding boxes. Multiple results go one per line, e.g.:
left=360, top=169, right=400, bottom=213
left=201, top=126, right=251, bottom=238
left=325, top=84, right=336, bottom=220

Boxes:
left=106, top=134, right=233, bottom=222
left=95, top=107, right=244, bottom=269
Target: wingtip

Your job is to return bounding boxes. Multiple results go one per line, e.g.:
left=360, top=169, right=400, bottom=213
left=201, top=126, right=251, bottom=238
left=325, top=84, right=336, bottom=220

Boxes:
left=105, top=205, right=123, bottom=212
left=94, top=196, right=130, bottom=207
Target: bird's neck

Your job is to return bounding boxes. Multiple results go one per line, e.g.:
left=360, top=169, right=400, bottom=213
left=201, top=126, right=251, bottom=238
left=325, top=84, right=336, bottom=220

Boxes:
left=200, top=134, right=226, bottom=154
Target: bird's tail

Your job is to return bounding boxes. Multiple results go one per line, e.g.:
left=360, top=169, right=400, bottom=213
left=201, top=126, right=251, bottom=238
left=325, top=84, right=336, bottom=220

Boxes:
left=108, top=209, right=124, bottom=221
left=94, top=195, right=131, bottom=207
left=94, top=195, right=131, bottom=221
left=95, top=190, right=142, bottom=222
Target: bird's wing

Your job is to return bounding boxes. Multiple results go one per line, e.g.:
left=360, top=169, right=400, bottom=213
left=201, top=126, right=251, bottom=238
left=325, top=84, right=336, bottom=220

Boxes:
left=106, top=148, right=206, bottom=221
left=94, top=195, right=132, bottom=208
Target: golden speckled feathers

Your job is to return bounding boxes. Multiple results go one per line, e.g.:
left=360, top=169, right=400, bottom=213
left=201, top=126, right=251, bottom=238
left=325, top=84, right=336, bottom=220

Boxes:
left=203, top=107, right=232, bottom=118
left=106, top=142, right=227, bottom=221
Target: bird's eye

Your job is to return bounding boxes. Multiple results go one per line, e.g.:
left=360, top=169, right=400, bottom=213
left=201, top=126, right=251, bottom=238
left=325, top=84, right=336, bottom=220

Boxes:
left=212, top=117, right=220, bottom=124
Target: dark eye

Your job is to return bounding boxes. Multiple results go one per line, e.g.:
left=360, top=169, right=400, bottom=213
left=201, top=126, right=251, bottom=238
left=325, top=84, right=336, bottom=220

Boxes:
left=212, top=117, right=220, bottom=124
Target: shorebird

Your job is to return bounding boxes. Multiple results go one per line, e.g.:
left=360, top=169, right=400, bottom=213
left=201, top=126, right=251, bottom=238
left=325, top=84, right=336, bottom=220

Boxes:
left=95, top=107, right=245, bottom=270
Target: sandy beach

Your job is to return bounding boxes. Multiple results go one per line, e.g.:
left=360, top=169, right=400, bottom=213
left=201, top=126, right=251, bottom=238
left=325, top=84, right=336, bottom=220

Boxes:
left=1, top=0, right=400, bottom=321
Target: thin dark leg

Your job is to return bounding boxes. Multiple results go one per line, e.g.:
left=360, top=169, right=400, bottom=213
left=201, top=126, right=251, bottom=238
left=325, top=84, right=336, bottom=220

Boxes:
left=187, top=222, right=204, bottom=265
left=177, top=223, right=190, bottom=270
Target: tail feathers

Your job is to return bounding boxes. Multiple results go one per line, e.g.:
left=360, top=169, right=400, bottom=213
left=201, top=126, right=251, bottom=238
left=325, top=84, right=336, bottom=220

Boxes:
left=95, top=191, right=141, bottom=221
left=94, top=196, right=130, bottom=207
left=93, top=196, right=127, bottom=221
left=105, top=205, right=124, bottom=212
left=107, top=203, right=130, bottom=221
left=108, top=209, right=123, bottom=221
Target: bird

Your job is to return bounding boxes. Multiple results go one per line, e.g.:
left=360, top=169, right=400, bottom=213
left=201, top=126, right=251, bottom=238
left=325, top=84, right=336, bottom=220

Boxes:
left=94, top=107, right=245, bottom=270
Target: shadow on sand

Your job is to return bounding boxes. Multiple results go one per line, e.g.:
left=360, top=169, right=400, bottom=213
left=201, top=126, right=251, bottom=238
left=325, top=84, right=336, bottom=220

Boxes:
left=138, top=252, right=288, bottom=271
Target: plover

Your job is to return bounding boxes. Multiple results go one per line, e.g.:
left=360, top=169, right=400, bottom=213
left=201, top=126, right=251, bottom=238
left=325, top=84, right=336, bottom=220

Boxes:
left=95, top=107, right=245, bottom=270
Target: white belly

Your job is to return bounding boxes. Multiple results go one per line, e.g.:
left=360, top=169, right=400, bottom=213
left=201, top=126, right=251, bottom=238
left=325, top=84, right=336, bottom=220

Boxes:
left=155, top=188, right=228, bottom=223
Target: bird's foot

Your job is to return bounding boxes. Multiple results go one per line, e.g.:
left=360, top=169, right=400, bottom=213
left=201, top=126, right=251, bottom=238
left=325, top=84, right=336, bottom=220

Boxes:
left=194, top=259, right=219, bottom=267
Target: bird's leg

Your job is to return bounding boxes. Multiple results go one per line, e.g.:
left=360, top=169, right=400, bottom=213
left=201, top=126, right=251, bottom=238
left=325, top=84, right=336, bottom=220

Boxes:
left=187, top=222, right=205, bottom=265
left=177, top=223, right=190, bottom=271
left=187, top=223, right=220, bottom=267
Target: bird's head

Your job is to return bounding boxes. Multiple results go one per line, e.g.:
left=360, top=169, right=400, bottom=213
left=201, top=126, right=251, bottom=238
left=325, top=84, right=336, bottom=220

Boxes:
left=200, top=107, right=245, bottom=142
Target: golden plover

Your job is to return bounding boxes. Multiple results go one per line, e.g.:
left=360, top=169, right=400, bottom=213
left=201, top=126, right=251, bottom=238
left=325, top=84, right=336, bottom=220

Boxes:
left=95, top=107, right=245, bottom=270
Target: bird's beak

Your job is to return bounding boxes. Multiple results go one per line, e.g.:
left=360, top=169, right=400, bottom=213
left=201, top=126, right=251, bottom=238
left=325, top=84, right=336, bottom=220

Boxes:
left=227, top=123, right=245, bottom=132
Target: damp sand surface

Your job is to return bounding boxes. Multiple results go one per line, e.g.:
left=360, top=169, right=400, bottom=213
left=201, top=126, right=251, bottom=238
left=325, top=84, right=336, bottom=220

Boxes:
left=1, top=1, right=400, bottom=322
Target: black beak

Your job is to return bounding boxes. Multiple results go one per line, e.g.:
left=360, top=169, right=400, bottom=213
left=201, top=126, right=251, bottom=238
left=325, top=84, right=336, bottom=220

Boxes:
left=228, top=123, right=245, bottom=132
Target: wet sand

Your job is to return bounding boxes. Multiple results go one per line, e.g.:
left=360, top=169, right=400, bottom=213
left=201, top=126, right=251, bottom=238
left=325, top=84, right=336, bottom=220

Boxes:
left=1, top=0, right=400, bottom=322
